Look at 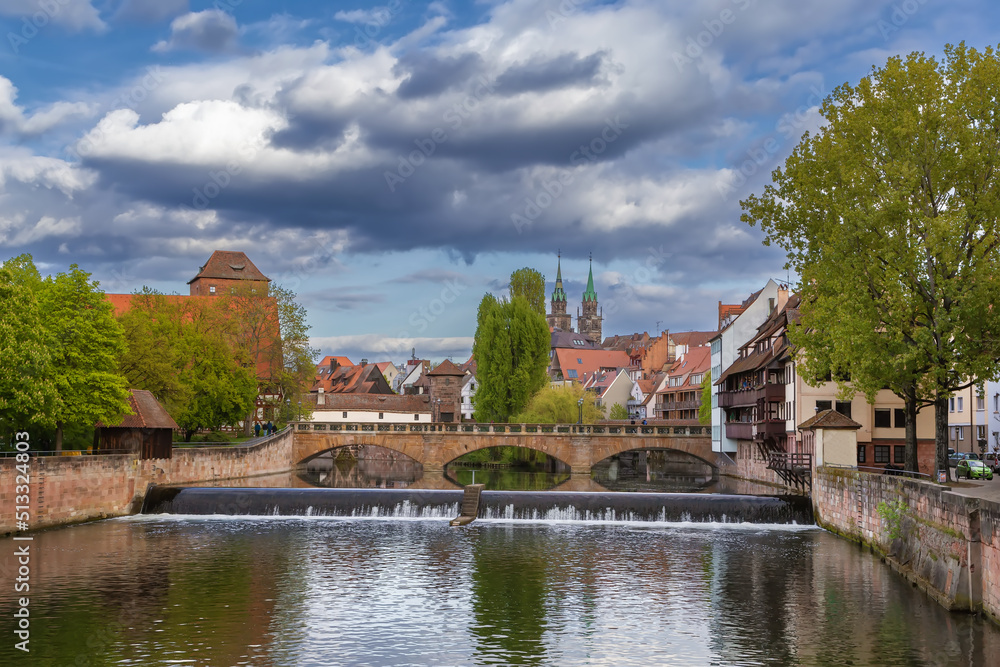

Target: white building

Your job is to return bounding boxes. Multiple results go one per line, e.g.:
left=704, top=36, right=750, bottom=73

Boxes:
left=710, top=279, right=783, bottom=455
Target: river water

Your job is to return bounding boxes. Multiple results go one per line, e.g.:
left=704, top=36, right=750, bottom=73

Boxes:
left=3, top=456, right=1000, bottom=666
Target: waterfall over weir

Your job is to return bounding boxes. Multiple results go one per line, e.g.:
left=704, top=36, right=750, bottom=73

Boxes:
left=141, top=487, right=814, bottom=525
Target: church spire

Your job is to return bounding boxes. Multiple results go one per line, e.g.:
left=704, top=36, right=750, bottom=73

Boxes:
left=551, top=250, right=567, bottom=302
left=583, top=253, right=597, bottom=302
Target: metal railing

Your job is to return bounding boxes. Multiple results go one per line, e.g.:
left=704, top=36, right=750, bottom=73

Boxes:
left=823, top=462, right=932, bottom=480
left=292, top=421, right=711, bottom=436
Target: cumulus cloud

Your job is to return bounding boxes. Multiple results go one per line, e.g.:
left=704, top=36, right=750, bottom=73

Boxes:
left=152, top=9, right=241, bottom=53
left=0, top=77, right=97, bottom=136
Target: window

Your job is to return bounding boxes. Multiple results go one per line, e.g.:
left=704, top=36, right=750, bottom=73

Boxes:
left=577, top=358, right=583, bottom=364
left=894, top=445, right=905, bottom=464
left=690, top=374, right=703, bottom=385
left=950, top=397, right=955, bottom=412
left=835, top=401, right=852, bottom=419
left=567, top=369, right=578, bottom=379
left=379, top=412, right=384, bottom=419
left=978, top=425, right=986, bottom=441
left=414, top=414, right=419, bottom=420
left=857, top=445, right=866, bottom=463
left=711, top=339, right=721, bottom=354
left=342, top=411, right=348, bottom=418
left=209, top=285, right=216, bottom=294
left=816, top=400, right=832, bottom=412
left=894, top=408, right=906, bottom=428
left=874, top=445, right=890, bottom=463
left=978, top=395, right=985, bottom=411
left=957, top=397, right=964, bottom=412
left=874, top=409, right=891, bottom=428
left=959, top=428, right=964, bottom=441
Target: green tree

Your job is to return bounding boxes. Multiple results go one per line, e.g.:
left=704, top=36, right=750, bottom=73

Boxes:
left=0, top=258, right=57, bottom=441
left=698, top=371, right=712, bottom=425
left=513, top=383, right=602, bottom=423
left=509, top=267, right=546, bottom=316
left=609, top=402, right=629, bottom=420
left=741, top=43, right=1000, bottom=478
left=39, top=265, right=131, bottom=450
left=472, top=294, right=550, bottom=422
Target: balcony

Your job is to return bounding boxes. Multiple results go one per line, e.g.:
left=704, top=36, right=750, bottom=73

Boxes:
left=753, top=420, right=787, bottom=440
left=718, top=383, right=785, bottom=409
left=725, top=422, right=754, bottom=440
left=663, top=399, right=700, bottom=410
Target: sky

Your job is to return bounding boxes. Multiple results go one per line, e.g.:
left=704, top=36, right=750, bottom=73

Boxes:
left=1, top=0, right=999, bottom=365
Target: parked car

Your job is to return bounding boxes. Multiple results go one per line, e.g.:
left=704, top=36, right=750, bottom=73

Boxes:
left=949, top=452, right=980, bottom=468
left=984, top=452, right=1000, bottom=472
left=956, top=459, right=994, bottom=480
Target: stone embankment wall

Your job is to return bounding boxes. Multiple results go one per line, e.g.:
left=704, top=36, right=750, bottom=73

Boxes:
left=812, top=466, right=1000, bottom=626
left=0, top=429, right=293, bottom=534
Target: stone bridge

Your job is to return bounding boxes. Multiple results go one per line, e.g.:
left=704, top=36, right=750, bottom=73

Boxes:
left=292, top=422, right=722, bottom=475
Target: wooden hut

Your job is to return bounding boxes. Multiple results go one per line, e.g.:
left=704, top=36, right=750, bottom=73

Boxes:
left=94, top=390, right=178, bottom=459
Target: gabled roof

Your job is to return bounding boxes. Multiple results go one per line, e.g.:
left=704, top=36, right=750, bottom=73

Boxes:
left=313, top=363, right=393, bottom=394
left=551, top=330, right=600, bottom=349
left=553, top=348, right=631, bottom=383
left=188, top=250, right=270, bottom=284
left=99, top=390, right=178, bottom=430
left=317, top=355, right=354, bottom=369
left=427, top=359, right=466, bottom=376
left=798, top=409, right=862, bottom=431
left=669, top=331, right=716, bottom=347
left=659, top=347, right=711, bottom=393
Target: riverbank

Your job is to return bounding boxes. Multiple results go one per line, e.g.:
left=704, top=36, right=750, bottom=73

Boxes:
left=0, top=428, right=294, bottom=535
left=812, top=466, right=1000, bottom=627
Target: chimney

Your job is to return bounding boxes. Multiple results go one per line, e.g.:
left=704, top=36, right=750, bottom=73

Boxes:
left=329, top=357, right=339, bottom=373
left=361, top=358, right=368, bottom=366
left=317, top=387, right=325, bottom=406
left=776, top=284, right=789, bottom=312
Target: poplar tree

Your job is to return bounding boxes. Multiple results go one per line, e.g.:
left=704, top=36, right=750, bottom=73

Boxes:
left=741, top=43, right=1000, bottom=478
left=472, top=294, right=550, bottom=422
left=509, top=267, right=546, bottom=316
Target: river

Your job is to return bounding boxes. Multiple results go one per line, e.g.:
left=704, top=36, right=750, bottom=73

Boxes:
left=2, top=457, right=999, bottom=665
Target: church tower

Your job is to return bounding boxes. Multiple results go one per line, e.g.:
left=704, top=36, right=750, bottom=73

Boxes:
left=546, top=252, right=573, bottom=332
left=577, top=255, right=602, bottom=343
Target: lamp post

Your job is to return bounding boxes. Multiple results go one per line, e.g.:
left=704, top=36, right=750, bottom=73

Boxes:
left=297, top=400, right=301, bottom=422
left=577, top=397, right=584, bottom=425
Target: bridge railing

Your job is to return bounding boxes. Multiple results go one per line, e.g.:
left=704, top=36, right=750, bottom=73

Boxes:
left=292, top=422, right=711, bottom=436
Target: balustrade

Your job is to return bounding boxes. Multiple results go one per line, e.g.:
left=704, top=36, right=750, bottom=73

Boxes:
left=289, top=421, right=712, bottom=437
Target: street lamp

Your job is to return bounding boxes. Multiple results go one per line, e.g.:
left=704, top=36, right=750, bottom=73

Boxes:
left=297, top=400, right=301, bottom=422
left=577, top=397, right=584, bottom=425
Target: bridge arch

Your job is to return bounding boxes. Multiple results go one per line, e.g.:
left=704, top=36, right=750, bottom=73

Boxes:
left=290, top=423, right=721, bottom=475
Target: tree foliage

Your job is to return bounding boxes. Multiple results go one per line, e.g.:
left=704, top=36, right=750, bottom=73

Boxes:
left=509, top=267, right=546, bottom=316
left=608, top=402, right=629, bottom=420
left=0, top=257, right=57, bottom=440
left=472, top=293, right=550, bottom=422
left=38, top=264, right=132, bottom=450
left=513, top=383, right=602, bottom=423
left=117, top=290, right=258, bottom=440
left=698, top=372, right=712, bottom=425
left=741, top=43, right=1000, bottom=477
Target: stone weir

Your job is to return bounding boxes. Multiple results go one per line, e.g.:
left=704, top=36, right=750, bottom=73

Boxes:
left=142, top=487, right=815, bottom=524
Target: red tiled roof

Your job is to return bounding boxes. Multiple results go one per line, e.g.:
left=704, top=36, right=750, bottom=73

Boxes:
left=427, top=359, right=466, bottom=376
left=187, top=250, right=270, bottom=284
left=99, top=389, right=178, bottom=429
left=312, top=363, right=393, bottom=394
left=318, top=355, right=354, bottom=368
left=670, top=331, right=716, bottom=347
left=658, top=347, right=711, bottom=394
left=554, top=348, right=631, bottom=382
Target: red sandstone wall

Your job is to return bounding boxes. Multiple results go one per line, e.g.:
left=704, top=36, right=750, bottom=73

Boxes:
left=812, top=466, right=995, bottom=616
left=0, top=429, right=293, bottom=534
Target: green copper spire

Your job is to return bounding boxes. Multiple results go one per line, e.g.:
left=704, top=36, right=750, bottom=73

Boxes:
left=583, top=253, right=598, bottom=302
left=551, top=251, right=567, bottom=302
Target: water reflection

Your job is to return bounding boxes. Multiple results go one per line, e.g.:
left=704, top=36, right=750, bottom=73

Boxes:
left=2, top=518, right=998, bottom=666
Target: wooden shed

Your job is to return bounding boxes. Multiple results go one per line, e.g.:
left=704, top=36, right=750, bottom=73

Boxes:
left=94, top=390, right=178, bottom=459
